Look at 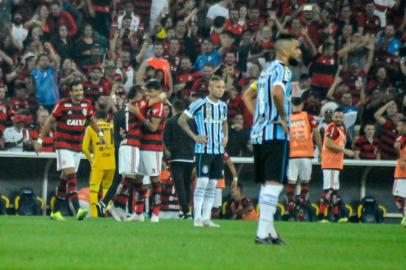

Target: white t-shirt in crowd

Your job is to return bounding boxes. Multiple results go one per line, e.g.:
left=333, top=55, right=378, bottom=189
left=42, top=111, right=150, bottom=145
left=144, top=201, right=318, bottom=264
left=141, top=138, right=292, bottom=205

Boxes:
left=3, top=126, right=30, bottom=152
left=207, top=3, right=229, bottom=20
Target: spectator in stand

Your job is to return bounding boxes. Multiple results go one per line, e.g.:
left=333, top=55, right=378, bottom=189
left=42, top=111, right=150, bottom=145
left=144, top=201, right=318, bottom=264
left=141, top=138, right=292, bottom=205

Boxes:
left=86, top=0, right=111, bottom=38
left=224, top=182, right=257, bottom=220
left=227, top=113, right=249, bottom=157
left=2, top=114, right=31, bottom=152
left=174, top=56, right=197, bottom=97
left=31, top=46, right=60, bottom=111
left=11, top=11, right=28, bottom=48
left=47, top=1, right=77, bottom=38
left=82, top=66, right=105, bottom=105
left=137, top=41, right=173, bottom=96
left=24, top=5, right=50, bottom=37
left=51, top=25, right=75, bottom=62
left=206, top=0, right=232, bottom=26
left=359, top=2, right=381, bottom=35
left=117, top=1, right=142, bottom=33
left=354, top=124, right=380, bottom=159
left=29, top=109, right=54, bottom=152
left=224, top=7, right=243, bottom=38
left=0, top=85, right=11, bottom=143
left=190, top=63, right=214, bottom=96
left=374, top=100, right=403, bottom=160
left=377, top=24, right=402, bottom=55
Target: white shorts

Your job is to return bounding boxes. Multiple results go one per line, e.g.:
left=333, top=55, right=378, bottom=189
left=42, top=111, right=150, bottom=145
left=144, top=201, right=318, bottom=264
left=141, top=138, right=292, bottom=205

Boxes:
left=56, top=149, right=81, bottom=172
left=118, top=145, right=140, bottom=175
left=287, top=158, right=312, bottom=183
left=393, top=179, right=406, bottom=198
left=323, top=170, right=340, bottom=190
left=138, top=151, right=163, bottom=177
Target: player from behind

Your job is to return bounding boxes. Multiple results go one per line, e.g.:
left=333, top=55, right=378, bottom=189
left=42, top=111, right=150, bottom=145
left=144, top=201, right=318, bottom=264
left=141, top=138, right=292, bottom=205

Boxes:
left=319, top=108, right=354, bottom=223
left=82, top=110, right=115, bottom=218
left=286, top=97, right=322, bottom=219
left=33, top=80, right=105, bottom=221
left=178, top=75, right=228, bottom=228
left=393, top=118, right=406, bottom=227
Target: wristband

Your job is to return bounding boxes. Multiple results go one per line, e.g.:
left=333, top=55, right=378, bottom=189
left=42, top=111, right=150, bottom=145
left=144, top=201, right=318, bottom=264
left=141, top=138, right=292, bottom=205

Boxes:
left=98, top=131, right=104, bottom=138
left=37, top=138, right=43, bottom=145
left=233, top=177, right=238, bottom=182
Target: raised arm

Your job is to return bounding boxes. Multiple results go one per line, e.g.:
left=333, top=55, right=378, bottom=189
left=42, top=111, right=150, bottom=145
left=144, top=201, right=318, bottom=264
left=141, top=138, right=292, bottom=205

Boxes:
left=374, top=101, right=394, bottom=125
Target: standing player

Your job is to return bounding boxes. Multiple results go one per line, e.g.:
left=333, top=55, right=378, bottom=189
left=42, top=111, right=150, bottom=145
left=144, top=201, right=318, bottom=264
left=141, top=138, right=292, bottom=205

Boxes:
left=178, top=75, right=228, bottom=228
left=33, top=80, right=105, bottom=221
left=82, top=110, right=115, bottom=218
left=245, top=34, right=302, bottom=245
left=319, top=108, right=354, bottom=223
left=136, top=80, right=165, bottom=223
left=286, top=97, right=322, bottom=219
left=393, top=118, right=406, bottom=227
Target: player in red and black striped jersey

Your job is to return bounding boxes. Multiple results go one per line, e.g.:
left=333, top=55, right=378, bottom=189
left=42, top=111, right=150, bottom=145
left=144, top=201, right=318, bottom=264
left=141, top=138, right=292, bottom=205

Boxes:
left=108, top=83, right=169, bottom=221
left=33, top=80, right=105, bottom=221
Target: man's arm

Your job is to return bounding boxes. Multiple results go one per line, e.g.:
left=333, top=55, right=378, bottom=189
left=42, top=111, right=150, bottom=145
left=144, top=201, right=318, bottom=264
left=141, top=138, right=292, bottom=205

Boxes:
left=326, top=137, right=354, bottom=156
left=178, top=112, right=207, bottom=144
left=374, top=101, right=394, bottom=125
left=82, top=127, right=93, bottom=162
left=222, top=119, right=228, bottom=147
left=242, top=82, right=257, bottom=115
left=141, top=117, right=161, bottom=132
left=33, top=115, right=57, bottom=153
left=272, top=84, right=289, bottom=135
left=312, top=127, right=323, bottom=157
left=135, top=60, right=148, bottom=85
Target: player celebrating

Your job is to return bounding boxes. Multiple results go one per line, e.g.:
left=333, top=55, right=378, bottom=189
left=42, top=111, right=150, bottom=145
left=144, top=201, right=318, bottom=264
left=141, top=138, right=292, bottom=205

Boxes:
left=286, top=97, right=322, bottom=219
left=178, top=75, right=228, bottom=228
left=33, top=80, right=105, bottom=221
left=393, top=118, right=406, bottom=227
left=245, top=34, right=302, bottom=245
left=319, top=108, right=354, bottom=223
left=82, top=110, right=115, bottom=218
left=136, top=80, right=165, bottom=223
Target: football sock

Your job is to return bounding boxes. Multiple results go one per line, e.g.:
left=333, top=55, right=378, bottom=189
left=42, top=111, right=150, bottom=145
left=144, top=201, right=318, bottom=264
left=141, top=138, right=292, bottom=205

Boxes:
left=66, top=173, right=80, bottom=213
left=193, top=177, right=209, bottom=220
left=394, top=196, right=405, bottom=215
left=113, top=177, right=132, bottom=209
left=319, top=189, right=332, bottom=219
left=286, top=183, right=296, bottom=213
left=54, top=177, right=67, bottom=212
left=135, top=182, right=146, bottom=215
left=202, top=180, right=217, bottom=221
left=300, top=182, right=310, bottom=204
left=257, top=184, right=282, bottom=239
left=151, top=182, right=162, bottom=216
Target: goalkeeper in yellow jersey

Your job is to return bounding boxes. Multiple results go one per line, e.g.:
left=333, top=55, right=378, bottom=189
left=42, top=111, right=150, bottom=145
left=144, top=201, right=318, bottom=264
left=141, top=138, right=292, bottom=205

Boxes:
left=82, top=110, right=115, bottom=217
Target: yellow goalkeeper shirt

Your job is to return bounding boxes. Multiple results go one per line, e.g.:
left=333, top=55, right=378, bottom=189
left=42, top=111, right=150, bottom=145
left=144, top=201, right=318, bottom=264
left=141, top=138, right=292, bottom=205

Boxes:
left=82, top=120, right=115, bottom=170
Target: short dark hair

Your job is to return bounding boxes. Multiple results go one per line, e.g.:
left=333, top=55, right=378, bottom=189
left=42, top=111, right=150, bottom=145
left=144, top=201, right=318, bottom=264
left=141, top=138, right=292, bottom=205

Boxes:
left=291, top=97, right=303, bottom=106
left=334, top=108, right=344, bottom=114
left=69, top=78, right=82, bottom=90
left=127, top=85, right=143, bottom=100
left=146, top=79, right=162, bottom=91
left=173, top=99, right=186, bottom=112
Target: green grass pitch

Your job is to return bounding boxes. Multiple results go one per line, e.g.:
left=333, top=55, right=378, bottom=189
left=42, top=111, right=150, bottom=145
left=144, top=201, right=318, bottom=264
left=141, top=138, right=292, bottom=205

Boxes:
left=0, top=216, right=405, bottom=270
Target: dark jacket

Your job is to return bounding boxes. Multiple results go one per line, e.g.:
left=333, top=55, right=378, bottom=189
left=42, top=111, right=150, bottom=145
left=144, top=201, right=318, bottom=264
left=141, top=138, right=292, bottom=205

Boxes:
left=163, top=113, right=195, bottom=162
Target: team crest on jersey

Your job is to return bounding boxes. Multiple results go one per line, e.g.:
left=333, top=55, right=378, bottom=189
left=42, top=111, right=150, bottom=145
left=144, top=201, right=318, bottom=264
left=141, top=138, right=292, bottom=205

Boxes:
left=202, top=165, right=209, bottom=174
left=82, top=109, right=87, bottom=116
left=283, top=67, right=292, bottom=82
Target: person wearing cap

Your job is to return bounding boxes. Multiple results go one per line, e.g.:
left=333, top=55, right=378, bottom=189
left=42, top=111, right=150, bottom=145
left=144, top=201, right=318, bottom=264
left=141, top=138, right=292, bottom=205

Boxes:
left=2, top=114, right=31, bottom=152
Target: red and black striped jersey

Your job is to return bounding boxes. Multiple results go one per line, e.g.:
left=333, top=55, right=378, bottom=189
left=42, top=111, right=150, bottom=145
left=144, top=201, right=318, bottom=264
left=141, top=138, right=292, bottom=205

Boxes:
left=82, top=81, right=104, bottom=105
left=141, top=102, right=164, bottom=151
left=0, top=101, right=12, bottom=136
left=29, top=126, right=55, bottom=152
left=52, top=98, right=94, bottom=152
left=123, top=99, right=149, bottom=147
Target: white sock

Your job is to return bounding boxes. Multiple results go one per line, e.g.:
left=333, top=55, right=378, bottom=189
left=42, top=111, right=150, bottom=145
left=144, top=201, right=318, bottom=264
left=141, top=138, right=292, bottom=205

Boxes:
left=256, top=184, right=282, bottom=239
left=202, top=180, right=217, bottom=221
left=193, top=177, right=209, bottom=220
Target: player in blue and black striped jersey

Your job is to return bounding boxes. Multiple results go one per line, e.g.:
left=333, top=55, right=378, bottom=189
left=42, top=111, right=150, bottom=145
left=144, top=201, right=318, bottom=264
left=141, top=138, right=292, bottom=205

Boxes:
left=178, top=75, right=228, bottom=228
left=243, top=34, right=302, bottom=245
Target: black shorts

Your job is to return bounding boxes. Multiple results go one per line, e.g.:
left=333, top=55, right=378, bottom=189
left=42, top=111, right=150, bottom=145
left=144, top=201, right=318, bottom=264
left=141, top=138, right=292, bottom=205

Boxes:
left=253, top=140, right=289, bottom=184
left=195, top=153, right=224, bottom=179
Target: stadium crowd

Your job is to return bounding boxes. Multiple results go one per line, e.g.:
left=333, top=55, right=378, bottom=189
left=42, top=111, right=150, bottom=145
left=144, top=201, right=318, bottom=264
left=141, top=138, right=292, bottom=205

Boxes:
left=0, top=0, right=405, bottom=220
